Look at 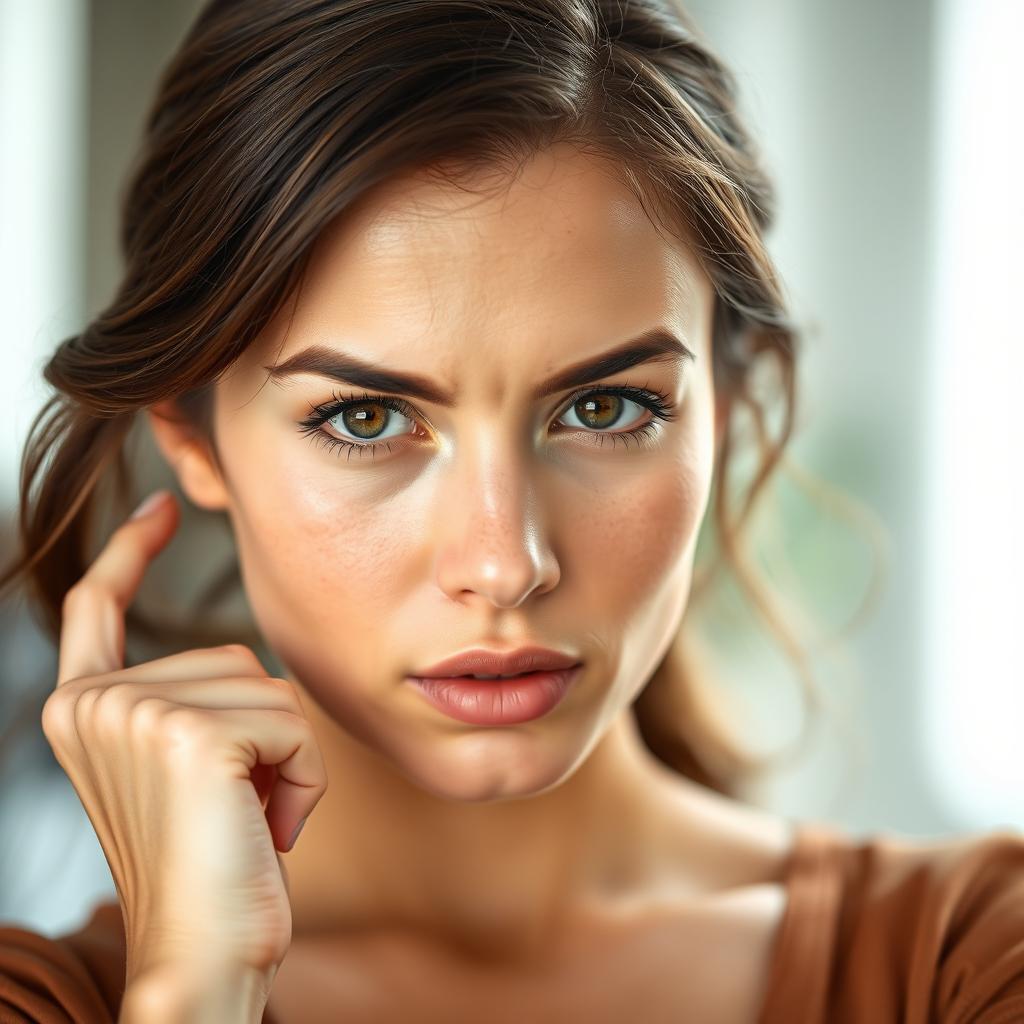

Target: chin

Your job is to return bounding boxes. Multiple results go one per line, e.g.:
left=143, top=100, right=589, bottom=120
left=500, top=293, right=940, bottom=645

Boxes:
left=387, top=734, right=592, bottom=804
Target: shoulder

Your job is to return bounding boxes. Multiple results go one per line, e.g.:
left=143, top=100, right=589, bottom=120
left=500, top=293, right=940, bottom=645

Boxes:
left=0, top=899, right=124, bottom=1023
left=830, top=825, right=1024, bottom=1022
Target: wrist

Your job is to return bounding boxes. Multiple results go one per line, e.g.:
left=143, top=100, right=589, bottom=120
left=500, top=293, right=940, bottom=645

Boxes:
left=120, top=959, right=275, bottom=1024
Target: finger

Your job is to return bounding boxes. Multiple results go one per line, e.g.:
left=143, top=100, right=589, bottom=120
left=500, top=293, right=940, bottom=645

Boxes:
left=112, top=677, right=300, bottom=714
left=57, top=490, right=180, bottom=687
left=198, top=708, right=328, bottom=853
left=107, top=644, right=270, bottom=686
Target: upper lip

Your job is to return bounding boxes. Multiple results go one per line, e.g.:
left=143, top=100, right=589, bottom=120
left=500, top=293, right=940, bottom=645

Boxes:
left=411, top=646, right=581, bottom=678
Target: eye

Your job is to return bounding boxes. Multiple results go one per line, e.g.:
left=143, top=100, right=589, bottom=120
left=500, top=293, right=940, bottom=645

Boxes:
left=557, top=391, right=650, bottom=433
left=324, top=398, right=416, bottom=444
left=296, top=384, right=678, bottom=461
left=550, top=385, right=678, bottom=451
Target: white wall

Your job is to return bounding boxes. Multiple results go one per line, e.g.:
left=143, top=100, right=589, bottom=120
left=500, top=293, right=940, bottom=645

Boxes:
left=0, top=0, right=87, bottom=505
left=921, top=0, right=1024, bottom=831
left=687, top=0, right=1022, bottom=837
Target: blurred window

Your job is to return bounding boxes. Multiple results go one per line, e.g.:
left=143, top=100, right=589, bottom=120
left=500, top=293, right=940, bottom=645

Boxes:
left=922, top=0, right=1024, bottom=829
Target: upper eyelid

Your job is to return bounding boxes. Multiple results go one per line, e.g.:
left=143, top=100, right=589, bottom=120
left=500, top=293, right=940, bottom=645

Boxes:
left=308, top=382, right=664, bottom=421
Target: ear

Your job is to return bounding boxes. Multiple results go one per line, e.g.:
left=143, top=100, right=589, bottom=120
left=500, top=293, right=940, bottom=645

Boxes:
left=146, top=400, right=230, bottom=511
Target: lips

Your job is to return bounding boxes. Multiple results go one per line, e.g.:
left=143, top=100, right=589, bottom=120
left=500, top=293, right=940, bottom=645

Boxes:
left=412, top=645, right=581, bottom=679
left=407, top=665, right=582, bottom=725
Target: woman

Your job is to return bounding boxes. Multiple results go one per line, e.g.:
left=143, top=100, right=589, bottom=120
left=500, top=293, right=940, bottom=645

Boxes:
left=1, top=1, right=1022, bottom=1021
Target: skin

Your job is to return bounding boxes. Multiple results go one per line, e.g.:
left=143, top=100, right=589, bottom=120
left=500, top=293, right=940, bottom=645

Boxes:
left=148, top=142, right=793, bottom=1016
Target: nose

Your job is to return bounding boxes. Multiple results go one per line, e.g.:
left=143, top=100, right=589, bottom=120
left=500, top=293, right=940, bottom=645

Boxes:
left=431, top=435, right=561, bottom=609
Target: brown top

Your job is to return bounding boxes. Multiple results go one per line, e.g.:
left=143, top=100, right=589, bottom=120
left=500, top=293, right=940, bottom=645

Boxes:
left=1, top=820, right=1022, bottom=1022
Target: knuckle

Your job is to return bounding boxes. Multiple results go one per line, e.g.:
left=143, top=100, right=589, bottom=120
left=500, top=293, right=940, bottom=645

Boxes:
left=158, top=705, right=212, bottom=749
left=128, top=694, right=169, bottom=734
left=220, top=643, right=265, bottom=672
left=73, top=686, right=102, bottom=718
left=40, top=691, right=72, bottom=741
left=72, top=691, right=111, bottom=748
left=88, top=682, right=136, bottom=727
left=266, top=676, right=298, bottom=700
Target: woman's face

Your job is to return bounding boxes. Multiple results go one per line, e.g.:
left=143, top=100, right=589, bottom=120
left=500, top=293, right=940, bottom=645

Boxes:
left=203, top=143, right=719, bottom=800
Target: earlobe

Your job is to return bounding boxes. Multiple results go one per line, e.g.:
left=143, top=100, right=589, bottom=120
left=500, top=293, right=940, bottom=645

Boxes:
left=146, top=401, right=230, bottom=512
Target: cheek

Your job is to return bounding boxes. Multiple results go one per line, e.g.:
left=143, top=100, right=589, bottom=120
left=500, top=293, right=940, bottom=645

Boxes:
left=572, top=447, right=709, bottom=626
left=568, top=368, right=717, bottom=620
left=223, top=438, right=420, bottom=663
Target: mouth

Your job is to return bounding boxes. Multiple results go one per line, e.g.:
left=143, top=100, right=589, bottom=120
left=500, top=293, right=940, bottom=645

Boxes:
left=412, top=645, right=581, bottom=679
left=405, top=665, right=582, bottom=726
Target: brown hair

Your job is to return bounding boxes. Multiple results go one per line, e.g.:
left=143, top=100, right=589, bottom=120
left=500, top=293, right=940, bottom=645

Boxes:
left=0, top=0, right=881, bottom=799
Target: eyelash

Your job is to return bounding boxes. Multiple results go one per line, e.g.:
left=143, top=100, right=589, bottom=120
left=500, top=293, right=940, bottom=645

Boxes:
left=296, top=383, right=679, bottom=462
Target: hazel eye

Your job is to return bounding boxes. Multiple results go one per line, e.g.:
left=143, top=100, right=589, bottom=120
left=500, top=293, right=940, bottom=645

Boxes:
left=325, top=400, right=416, bottom=443
left=557, top=393, right=649, bottom=433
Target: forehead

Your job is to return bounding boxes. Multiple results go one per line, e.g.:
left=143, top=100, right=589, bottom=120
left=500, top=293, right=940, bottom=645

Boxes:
left=246, top=143, right=712, bottom=379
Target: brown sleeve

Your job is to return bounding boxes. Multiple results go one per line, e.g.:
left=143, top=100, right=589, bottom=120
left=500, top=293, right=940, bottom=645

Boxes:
left=759, top=823, right=1024, bottom=1023
left=0, top=901, right=125, bottom=1023
left=931, top=831, right=1024, bottom=1023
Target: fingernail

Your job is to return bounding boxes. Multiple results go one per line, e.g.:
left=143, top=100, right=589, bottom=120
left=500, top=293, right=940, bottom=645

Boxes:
left=130, top=489, right=171, bottom=521
left=288, top=816, right=308, bottom=851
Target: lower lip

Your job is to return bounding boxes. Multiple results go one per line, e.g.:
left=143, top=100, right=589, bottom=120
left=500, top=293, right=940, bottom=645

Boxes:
left=405, top=665, right=582, bottom=725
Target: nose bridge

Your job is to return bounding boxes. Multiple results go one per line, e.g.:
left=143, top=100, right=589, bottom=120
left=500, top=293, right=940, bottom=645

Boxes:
left=432, top=426, right=559, bottom=608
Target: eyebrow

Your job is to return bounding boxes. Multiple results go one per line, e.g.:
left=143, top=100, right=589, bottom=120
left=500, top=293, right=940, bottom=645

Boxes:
left=263, top=327, right=695, bottom=407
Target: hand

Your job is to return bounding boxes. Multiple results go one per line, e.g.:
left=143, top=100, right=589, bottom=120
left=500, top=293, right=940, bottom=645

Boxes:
left=40, top=489, right=328, bottom=980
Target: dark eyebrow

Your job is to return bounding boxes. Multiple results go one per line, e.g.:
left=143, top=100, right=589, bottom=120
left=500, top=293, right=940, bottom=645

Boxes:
left=263, top=327, right=695, bottom=407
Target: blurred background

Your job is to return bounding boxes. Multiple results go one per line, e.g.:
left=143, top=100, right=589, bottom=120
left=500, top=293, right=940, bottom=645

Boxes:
left=1, top=0, right=1021, bottom=936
